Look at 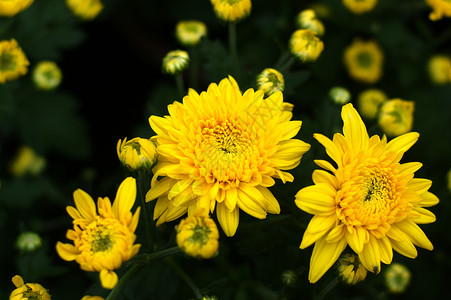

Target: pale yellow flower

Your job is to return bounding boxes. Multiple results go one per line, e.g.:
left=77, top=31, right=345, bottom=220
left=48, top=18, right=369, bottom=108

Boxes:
left=358, top=89, right=387, bottom=120
left=0, top=39, right=29, bottom=84
left=289, top=29, right=324, bottom=63
left=256, top=68, right=285, bottom=96
left=9, top=146, right=46, bottom=177
left=162, top=50, right=190, bottom=75
left=384, top=263, right=411, bottom=293
left=10, top=275, right=51, bottom=300
left=343, top=0, right=378, bottom=14
left=176, top=20, right=207, bottom=46
left=296, top=9, right=325, bottom=36
left=426, top=0, right=451, bottom=21
left=32, top=61, right=62, bottom=90
left=344, top=39, right=384, bottom=84
left=210, top=0, right=251, bottom=22
left=66, top=0, right=103, bottom=20
left=428, top=55, right=451, bottom=85
left=0, top=0, right=34, bottom=17
left=117, top=137, right=158, bottom=171
left=378, top=99, right=414, bottom=137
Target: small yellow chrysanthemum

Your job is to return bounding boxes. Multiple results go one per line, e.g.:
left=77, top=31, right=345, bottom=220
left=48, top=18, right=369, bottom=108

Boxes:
left=289, top=29, right=324, bottom=63
left=10, top=275, right=51, bottom=300
left=32, top=61, right=62, bottom=90
left=358, top=88, right=387, bottom=120
left=56, top=177, right=141, bottom=289
left=9, top=146, right=46, bottom=177
left=342, top=0, right=378, bottom=14
left=146, top=76, right=310, bottom=237
left=344, top=39, right=384, bottom=84
left=66, top=0, right=103, bottom=20
left=175, top=20, right=207, bottom=47
left=426, top=0, right=451, bottom=21
left=384, top=263, right=411, bottom=293
left=176, top=210, right=219, bottom=259
left=296, top=9, right=325, bottom=36
left=0, top=0, right=34, bottom=17
left=336, top=254, right=367, bottom=285
left=428, top=55, right=451, bottom=85
left=16, top=231, right=42, bottom=252
left=210, top=0, right=251, bottom=22
left=162, top=50, right=190, bottom=75
left=378, top=99, right=414, bottom=137
left=295, top=103, right=438, bottom=283
left=117, top=137, right=158, bottom=172
left=0, top=39, right=29, bottom=84
left=256, top=68, right=285, bottom=96
left=329, top=86, right=351, bottom=105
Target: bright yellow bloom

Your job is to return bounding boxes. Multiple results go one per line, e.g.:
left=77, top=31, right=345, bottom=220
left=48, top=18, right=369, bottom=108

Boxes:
left=32, top=61, right=62, bottom=90
left=378, top=99, right=414, bottom=137
left=426, top=0, right=451, bottom=21
left=342, top=0, right=378, bottom=14
left=256, top=68, right=285, bottom=96
left=428, top=55, right=451, bottom=85
left=117, top=137, right=158, bottom=172
left=344, top=39, right=384, bottom=84
left=10, top=275, right=51, bottom=300
left=81, top=296, right=104, bottom=300
left=0, top=39, right=29, bottom=84
left=358, top=89, right=387, bottom=120
left=162, top=50, right=190, bottom=75
left=56, top=177, right=141, bottom=289
left=0, top=0, right=33, bottom=17
left=296, top=9, right=325, bottom=36
left=9, top=146, right=46, bottom=176
left=329, top=86, right=351, bottom=105
left=384, top=263, right=411, bottom=293
left=295, top=103, right=438, bottom=283
left=146, top=76, right=310, bottom=237
left=175, top=20, right=207, bottom=46
left=66, top=0, right=103, bottom=20
left=176, top=210, right=219, bottom=259
left=16, top=231, right=42, bottom=252
left=210, top=0, right=251, bottom=22
left=289, top=29, right=324, bottom=63
left=336, top=254, right=367, bottom=285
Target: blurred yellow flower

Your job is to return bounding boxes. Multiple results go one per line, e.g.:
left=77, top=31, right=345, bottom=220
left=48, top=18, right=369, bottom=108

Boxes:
left=56, top=177, right=141, bottom=289
left=384, top=263, right=411, bottom=293
left=10, top=275, right=50, bottom=300
left=32, top=61, right=62, bottom=90
left=117, top=137, right=158, bottom=172
left=426, top=0, right=451, bottom=21
left=176, top=20, right=207, bottom=46
left=447, top=169, right=451, bottom=193
left=358, top=88, right=387, bottom=120
left=0, top=39, right=29, bottom=84
left=295, top=103, right=438, bottom=283
left=9, top=146, right=46, bottom=177
left=256, top=68, right=285, bottom=96
left=329, top=86, right=351, bottom=105
left=16, top=231, right=42, bottom=252
left=0, top=0, right=33, bottom=17
left=289, top=29, right=324, bottom=63
left=378, top=99, right=414, bottom=137
left=210, top=0, right=251, bottom=22
left=344, top=39, right=384, bottom=84
left=66, top=0, right=103, bottom=20
left=343, top=0, right=378, bottom=14
left=176, top=210, right=219, bottom=259
left=146, top=76, right=310, bottom=237
left=162, top=50, right=190, bottom=75
left=81, top=296, right=104, bottom=300
left=336, top=254, right=367, bottom=285
left=428, top=55, right=451, bottom=85
left=296, top=9, right=325, bottom=36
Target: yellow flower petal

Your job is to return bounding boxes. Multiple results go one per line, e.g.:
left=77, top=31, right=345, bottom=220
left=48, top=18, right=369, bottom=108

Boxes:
left=395, top=220, right=433, bottom=250
left=358, top=235, right=381, bottom=274
left=295, top=184, right=336, bottom=215
left=73, top=189, right=97, bottom=221
left=112, top=177, right=137, bottom=220
left=99, top=269, right=118, bottom=289
left=56, top=242, right=80, bottom=261
left=11, top=275, right=24, bottom=288
left=386, top=132, right=419, bottom=154
left=341, top=103, right=369, bottom=152
left=309, top=236, right=347, bottom=283
left=301, top=215, right=336, bottom=249
left=216, top=202, right=239, bottom=237
left=314, top=133, right=342, bottom=167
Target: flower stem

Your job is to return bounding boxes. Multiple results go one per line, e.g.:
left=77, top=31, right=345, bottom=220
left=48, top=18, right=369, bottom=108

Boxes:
left=315, top=277, right=339, bottom=300
left=175, top=74, right=185, bottom=99
left=278, top=56, right=295, bottom=73
left=228, top=22, right=240, bottom=80
left=166, top=257, right=203, bottom=299
left=105, top=264, right=141, bottom=300
left=137, top=171, right=153, bottom=251
left=126, top=246, right=181, bottom=265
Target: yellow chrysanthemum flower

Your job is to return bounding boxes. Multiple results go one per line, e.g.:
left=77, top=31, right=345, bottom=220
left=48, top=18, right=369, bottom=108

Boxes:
left=162, top=50, right=190, bottom=75
left=9, top=146, right=46, bottom=177
left=176, top=210, right=219, bottom=259
left=66, top=0, right=103, bottom=20
left=0, top=0, right=33, bottom=17
left=210, top=0, right=251, bottom=22
left=175, top=20, right=207, bottom=47
left=56, top=177, right=141, bottom=289
left=342, top=0, right=378, bottom=14
left=426, top=0, right=451, bottom=21
left=117, top=137, right=158, bottom=172
left=384, top=263, right=411, bottom=293
left=358, top=88, right=387, bottom=120
left=296, top=9, right=325, bottom=36
left=295, top=103, right=438, bottom=283
left=146, top=76, right=310, bottom=237
left=289, top=29, right=324, bottom=63
left=344, top=39, right=384, bottom=84
left=378, top=99, right=414, bottom=137
left=256, top=68, right=285, bottom=96
left=10, top=275, right=51, bottom=300
left=427, top=55, right=451, bottom=85
left=32, top=61, right=62, bottom=90
left=0, top=39, right=29, bottom=84
left=336, top=253, right=367, bottom=285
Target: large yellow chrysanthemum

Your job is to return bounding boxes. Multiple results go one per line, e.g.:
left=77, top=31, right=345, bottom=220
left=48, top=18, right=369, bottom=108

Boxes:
left=295, top=103, right=438, bottom=283
left=146, top=76, right=310, bottom=236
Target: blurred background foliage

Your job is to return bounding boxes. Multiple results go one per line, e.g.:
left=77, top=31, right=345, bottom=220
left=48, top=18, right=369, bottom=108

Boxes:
left=0, top=0, right=450, bottom=299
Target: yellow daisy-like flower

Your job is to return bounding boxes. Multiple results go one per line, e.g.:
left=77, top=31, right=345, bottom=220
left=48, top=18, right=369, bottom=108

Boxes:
left=56, top=177, right=141, bottom=289
left=66, top=0, right=103, bottom=21
left=426, top=0, right=451, bottom=21
left=176, top=210, right=219, bottom=259
left=175, top=20, right=207, bottom=47
left=32, top=61, right=62, bottom=91
left=210, top=0, right=251, bottom=22
left=10, top=275, right=51, bottom=300
left=344, top=39, right=384, bottom=84
left=358, top=88, right=387, bottom=120
left=342, top=0, right=378, bottom=14
left=0, top=0, right=34, bottom=17
left=296, top=9, right=325, bottom=36
left=146, top=76, right=310, bottom=237
left=9, top=146, right=46, bottom=177
left=117, top=137, right=158, bottom=172
left=162, top=50, right=190, bottom=75
left=384, top=263, right=411, bottom=293
left=378, top=99, right=414, bottom=137
left=256, top=68, right=285, bottom=96
left=336, top=253, right=367, bottom=285
left=289, top=29, right=324, bottom=63
left=427, top=55, right=451, bottom=85
left=295, top=103, right=438, bottom=283
left=0, top=39, right=29, bottom=84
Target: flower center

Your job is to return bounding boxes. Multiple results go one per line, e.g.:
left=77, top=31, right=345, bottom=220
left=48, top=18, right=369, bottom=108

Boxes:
left=23, top=286, right=44, bottom=300
left=188, top=224, right=211, bottom=246
left=91, top=226, right=114, bottom=253
left=0, top=53, right=15, bottom=71
left=356, top=51, right=373, bottom=68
